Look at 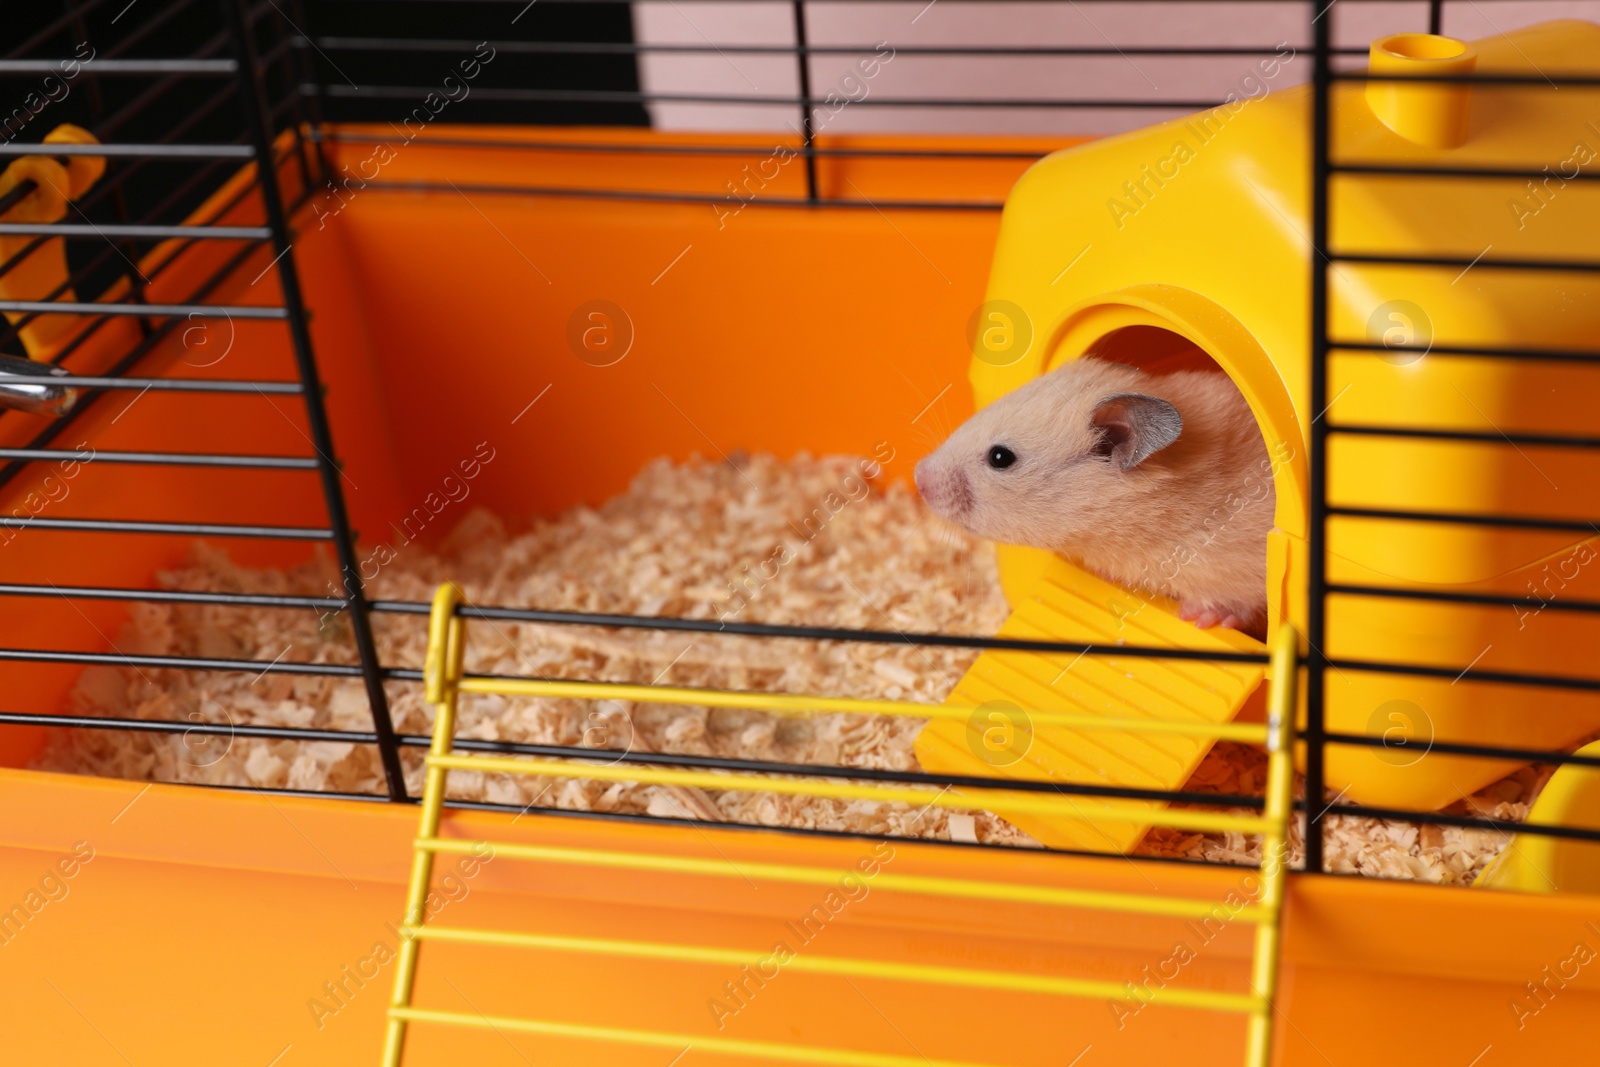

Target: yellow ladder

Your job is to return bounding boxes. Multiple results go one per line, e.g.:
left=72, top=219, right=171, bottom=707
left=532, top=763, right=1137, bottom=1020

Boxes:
left=382, top=582, right=1299, bottom=1067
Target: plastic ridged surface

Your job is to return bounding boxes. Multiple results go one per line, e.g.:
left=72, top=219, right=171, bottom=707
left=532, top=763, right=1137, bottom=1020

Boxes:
left=916, top=554, right=1265, bottom=852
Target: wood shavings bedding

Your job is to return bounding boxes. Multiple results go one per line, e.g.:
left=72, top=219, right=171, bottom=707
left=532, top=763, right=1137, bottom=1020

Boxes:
left=34, top=453, right=1545, bottom=884
left=1136, top=745, right=1561, bottom=884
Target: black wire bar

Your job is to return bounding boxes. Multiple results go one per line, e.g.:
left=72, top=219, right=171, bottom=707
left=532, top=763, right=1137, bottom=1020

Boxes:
left=218, top=0, right=407, bottom=798
left=1334, top=163, right=1600, bottom=181
left=9, top=698, right=1600, bottom=846
left=359, top=178, right=1006, bottom=211
left=0, top=165, right=274, bottom=355
left=0, top=517, right=333, bottom=537
left=0, top=298, right=279, bottom=314
left=0, top=376, right=302, bottom=392
left=1304, top=1, right=1334, bottom=875
left=0, top=709, right=1265, bottom=809
left=1326, top=424, right=1600, bottom=449
left=313, top=0, right=1440, bottom=6
left=1327, top=584, right=1600, bottom=615
left=790, top=0, right=818, bottom=201
left=0, top=448, right=317, bottom=468
left=0, top=582, right=1275, bottom=662
left=0, top=6, right=417, bottom=806
left=0, top=763, right=1282, bottom=870
left=1329, top=340, right=1600, bottom=364
left=1328, top=506, right=1600, bottom=535
left=2, top=0, right=1597, bottom=881
left=0, top=17, right=303, bottom=348
left=311, top=130, right=1051, bottom=160
left=1306, top=4, right=1600, bottom=871
left=317, top=84, right=1276, bottom=111
left=16, top=578, right=1597, bottom=623
left=0, top=59, right=239, bottom=75
left=0, top=142, right=255, bottom=159
left=311, top=36, right=1367, bottom=58
left=0, top=582, right=343, bottom=609
left=0, top=231, right=307, bottom=498
left=1332, top=251, right=1600, bottom=274
left=0, top=76, right=242, bottom=288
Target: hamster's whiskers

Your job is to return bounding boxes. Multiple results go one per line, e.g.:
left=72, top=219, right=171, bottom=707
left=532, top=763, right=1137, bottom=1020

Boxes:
left=915, top=507, right=977, bottom=551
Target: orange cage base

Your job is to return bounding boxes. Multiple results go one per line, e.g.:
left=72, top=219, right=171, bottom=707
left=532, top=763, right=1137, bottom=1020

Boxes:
left=0, top=128, right=1595, bottom=1065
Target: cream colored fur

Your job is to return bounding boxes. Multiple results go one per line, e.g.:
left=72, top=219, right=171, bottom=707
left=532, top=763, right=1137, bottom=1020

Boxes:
left=914, top=357, right=1273, bottom=632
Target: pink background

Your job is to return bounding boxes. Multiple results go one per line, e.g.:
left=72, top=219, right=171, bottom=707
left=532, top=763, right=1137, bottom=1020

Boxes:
left=632, top=1, right=1595, bottom=134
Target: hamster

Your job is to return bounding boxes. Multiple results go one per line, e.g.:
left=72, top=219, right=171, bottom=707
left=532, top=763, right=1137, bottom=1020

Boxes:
left=913, top=357, right=1273, bottom=635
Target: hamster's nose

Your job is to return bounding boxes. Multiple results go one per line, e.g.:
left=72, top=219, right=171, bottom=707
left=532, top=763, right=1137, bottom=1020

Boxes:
left=914, top=457, right=968, bottom=516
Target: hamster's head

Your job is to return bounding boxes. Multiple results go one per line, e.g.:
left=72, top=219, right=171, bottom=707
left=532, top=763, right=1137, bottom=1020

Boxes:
left=912, top=359, right=1182, bottom=549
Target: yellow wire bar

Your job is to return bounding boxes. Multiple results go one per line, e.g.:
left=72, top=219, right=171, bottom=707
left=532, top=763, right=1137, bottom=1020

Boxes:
left=425, top=751, right=1273, bottom=834
left=1242, top=623, right=1298, bottom=1067
left=456, top=674, right=1275, bottom=743
left=405, top=922, right=1265, bottom=1012
left=391, top=1007, right=1021, bottom=1067
left=383, top=584, right=468, bottom=1067
left=416, top=837, right=1274, bottom=922
left=385, top=583, right=1299, bottom=1067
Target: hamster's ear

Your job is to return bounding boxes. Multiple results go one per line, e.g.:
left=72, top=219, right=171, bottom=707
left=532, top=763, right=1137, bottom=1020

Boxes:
left=1089, top=393, right=1182, bottom=470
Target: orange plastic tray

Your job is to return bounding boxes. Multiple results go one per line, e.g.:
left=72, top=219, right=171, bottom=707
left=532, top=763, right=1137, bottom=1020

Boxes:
left=0, top=128, right=1595, bottom=1065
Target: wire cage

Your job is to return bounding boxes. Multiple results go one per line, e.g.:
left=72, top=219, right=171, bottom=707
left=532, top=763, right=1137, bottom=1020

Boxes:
left=0, top=0, right=1307, bottom=843
left=2, top=0, right=1600, bottom=1064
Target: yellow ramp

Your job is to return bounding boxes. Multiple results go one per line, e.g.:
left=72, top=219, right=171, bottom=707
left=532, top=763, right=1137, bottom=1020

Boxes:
left=1476, top=739, right=1600, bottom=895
left=915, top=555, right=1267, bottom=853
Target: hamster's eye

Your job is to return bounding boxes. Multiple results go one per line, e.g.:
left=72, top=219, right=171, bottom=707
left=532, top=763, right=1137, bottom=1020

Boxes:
left=987, top=445, right=1017, bottom=470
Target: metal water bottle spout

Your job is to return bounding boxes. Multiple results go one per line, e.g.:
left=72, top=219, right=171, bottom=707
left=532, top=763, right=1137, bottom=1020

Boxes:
left=0, top=353, right=80, bottom=416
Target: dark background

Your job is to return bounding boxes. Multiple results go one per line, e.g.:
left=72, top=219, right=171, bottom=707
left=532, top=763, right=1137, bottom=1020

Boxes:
left=2, top=0, right=648, bottom=353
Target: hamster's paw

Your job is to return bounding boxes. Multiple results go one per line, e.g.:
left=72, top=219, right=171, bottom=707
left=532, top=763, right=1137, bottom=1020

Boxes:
left=1178, top=603, right=1246, bottom=631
